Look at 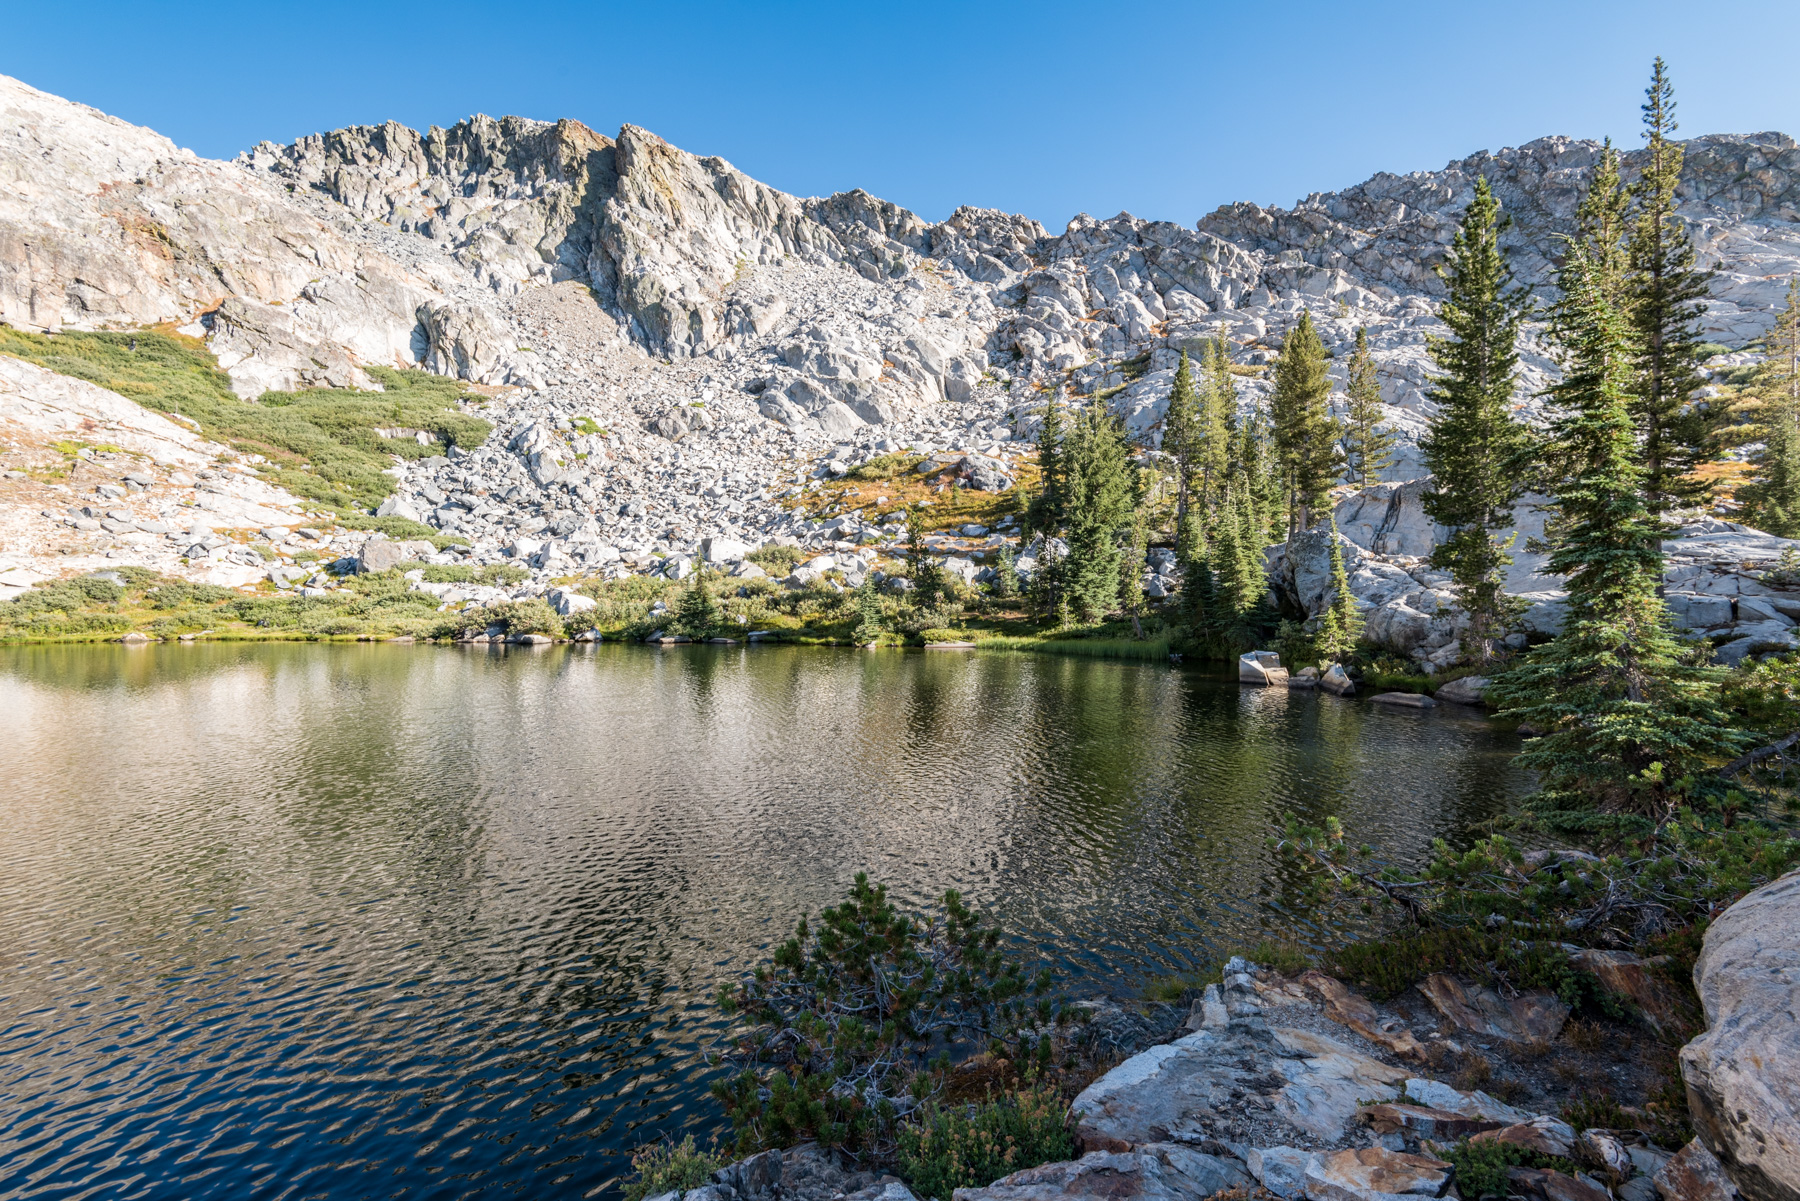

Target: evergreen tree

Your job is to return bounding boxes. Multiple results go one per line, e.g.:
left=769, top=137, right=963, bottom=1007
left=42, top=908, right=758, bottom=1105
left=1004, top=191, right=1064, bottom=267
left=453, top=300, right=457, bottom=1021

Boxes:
left=1270, top=310, right=1342, bottom=534
left=1575, top=139, right=1632, bottom=307
left=1341, top=327, right=1395, bottom=487
left=852, top=579, right=885, bottom=645
left=1162, top=351, right=1200, bottom=540
left=906, top=506, right=945, bottom=608
left=1119, top=505, right=1149, bottom=618
left=1238, top=403, right=1286, bottom=545
left=1314, top=519, right=1364, bottom=662
left=1627, top=58, right=1718, bottom=512
left=673, top=568, right=721, bottom=638
left=1060, top=403, right=1137, bottom=621
left=1197, top=337, right=1236, bottom=512
left=1739, top=278, right=1800, bottom=535
left=1419, top=175, right=1533, bottom=663
left=1488, top=244, right=1744, bottom=825
left=1030, top=396, right=1067, bottom=534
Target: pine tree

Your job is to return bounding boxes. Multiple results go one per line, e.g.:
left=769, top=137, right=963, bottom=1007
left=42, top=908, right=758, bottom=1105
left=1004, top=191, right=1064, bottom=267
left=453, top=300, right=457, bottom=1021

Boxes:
left=1271, top=310, right=1342, bottom=534
left=1341, top=327, right=1395, bottom=487
left=1163, top=351, right=1200, bottom=540
left=1314, top=520, right=1364, bottom=661
left=1419, top=175, right=1533, bottom=663
left=1627, top=58, right=1718, bottom=512
left=1197, top=337, right=1236, bottom=512
left=673, top=568, right=721, bottom=638
left=906, top=506, right=945, bottom=608
left=1739, top=278, right=1800, bottom=535
left=852, top=579, right=885, bottom=644
left=1060, top=403, right=1137, bottom=621
left=1238, top=403, right=1286, bottom=545
left=1576, top=139, right=1632, bottom=308
left=1488, top=243, right=1744, bottom=825
left=1030, top=395, right=1067, bottom=534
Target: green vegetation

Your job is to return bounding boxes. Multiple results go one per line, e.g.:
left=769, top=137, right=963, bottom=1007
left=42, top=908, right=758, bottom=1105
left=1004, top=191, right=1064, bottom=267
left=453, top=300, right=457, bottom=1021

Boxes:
left=1419, top=175, right=1533, bottom=663
left=1441, top=1136, right=1577, bottom=1199
left=710, top=874, right=1061, bottom=1157
left=1734, top=278, right=1800, bottom=535
left=1270, top=310, right=1342, bottom=535
left=622, top=1137, right=725, bottom=1201
left=896, top=1078, right=1073, bottom=1201
left=1341, top=327, right=1396, bottom=487
left=0, top=325, right=490, bottom=513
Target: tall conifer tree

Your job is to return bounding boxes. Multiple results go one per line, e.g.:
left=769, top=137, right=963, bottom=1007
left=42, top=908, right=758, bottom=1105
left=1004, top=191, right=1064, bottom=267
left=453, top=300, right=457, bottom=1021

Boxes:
left=1489, top=244, right=1743, bottom=825
left=1198, top=338, right=1235, bottom=511
left=1739, top=278, right=1800, bottom=535
left=1060, top=403, right=1137, bottom=621
left=1271, top=311, right=1342, bottom=534
left=1420, top=175, right=1533, bottom=663
left=1031, top=395, right=1067, bottom=534
left=1163, top=350, right=1200, bottom=538
left=1627, top=58, right=1718, bottom=512
left=1341, top=327, right=1395, bottom=487
left=1314, top=519, right=1364, bottom=662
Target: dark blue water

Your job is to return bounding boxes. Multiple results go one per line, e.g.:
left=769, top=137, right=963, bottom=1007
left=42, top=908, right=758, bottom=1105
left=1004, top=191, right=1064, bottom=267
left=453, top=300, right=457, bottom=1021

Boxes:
left=0, top=644, right=1526, bottom=1199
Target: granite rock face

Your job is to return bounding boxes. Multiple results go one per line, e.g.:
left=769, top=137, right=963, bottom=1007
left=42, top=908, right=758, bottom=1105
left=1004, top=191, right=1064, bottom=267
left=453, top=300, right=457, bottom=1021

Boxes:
left=1680, top=868, right=1800, bottom=1201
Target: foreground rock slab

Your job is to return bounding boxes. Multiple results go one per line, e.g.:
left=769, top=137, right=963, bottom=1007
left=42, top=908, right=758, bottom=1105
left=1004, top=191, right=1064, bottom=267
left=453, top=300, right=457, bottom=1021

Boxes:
left=1303, top=1146, right=1452, bottom=1201
left=1416, top=973, right=1570, bottom=1045
left=952, top=1145, right=1251, bottom=1201
left=1680, top=867, right=1800, bottom=1201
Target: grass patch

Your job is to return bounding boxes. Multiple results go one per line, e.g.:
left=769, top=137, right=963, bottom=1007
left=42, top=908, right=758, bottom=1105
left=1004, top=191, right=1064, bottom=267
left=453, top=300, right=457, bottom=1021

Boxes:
left=0, top=325, right=490, bottom=514
left=978, top=634, right=1171, bottom=661
left=787, top=460, right=1035, bottom=535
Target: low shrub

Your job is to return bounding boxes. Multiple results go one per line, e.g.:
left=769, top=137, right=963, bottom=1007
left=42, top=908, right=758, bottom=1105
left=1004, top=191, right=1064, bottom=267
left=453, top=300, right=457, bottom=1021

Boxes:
left=897, top=1077, right=1073, bottom=1201
left=1441, top=1136, right=1575, bottom=1199
left=746, top=544, right=803, bottom=575
left=710, top=874, right=1061, bottom=1157
left=621, top=1136, right=725, bottom=1201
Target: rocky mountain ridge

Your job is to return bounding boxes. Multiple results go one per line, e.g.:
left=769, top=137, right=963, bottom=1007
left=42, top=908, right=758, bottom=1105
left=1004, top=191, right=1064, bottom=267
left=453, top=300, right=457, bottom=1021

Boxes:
left=5, top=72, right=1800, bottom=662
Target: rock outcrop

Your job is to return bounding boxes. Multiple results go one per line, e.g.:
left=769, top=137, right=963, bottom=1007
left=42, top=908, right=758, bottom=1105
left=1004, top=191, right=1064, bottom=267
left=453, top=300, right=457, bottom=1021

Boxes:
left=1681, top=868, right=1800, bottom=1201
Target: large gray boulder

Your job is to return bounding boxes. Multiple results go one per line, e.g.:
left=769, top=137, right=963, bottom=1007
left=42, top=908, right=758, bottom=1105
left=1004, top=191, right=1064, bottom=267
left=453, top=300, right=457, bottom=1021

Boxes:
left=1680, top=868, right=1800, bottom=1201
left=951, top=1145, right=1250, bottom=1201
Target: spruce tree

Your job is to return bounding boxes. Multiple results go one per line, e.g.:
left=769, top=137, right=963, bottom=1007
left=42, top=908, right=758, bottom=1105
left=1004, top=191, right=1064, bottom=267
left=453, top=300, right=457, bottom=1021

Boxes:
left=1420, top=175, right=1533, bottom=663
left=1314, top=520, right=1364, bottom=662
left=1627, top=58, right=1718, bottom=512
left=1060, top=403, right=1137, bottom=621
left=1197, top=337, right=1235, bottom=512
left=906, top=506, right=945, bottom=608
left=1739, top=278, right=1800, bottom=535
left=853, top=579, right=885, bottom=645
left=1030, top=396, right=1067, bottom=534
left=1576, top=139, right=1632, bottom=307
left=1271, top=310, right=1342, bottom=534
left=1488, top=244, right=1744, bottom=825
left=1163, top=351, right=1200, bottom=541
left=1341, top=327, right=1395, bottom=487
left=673, top=568, right=721, bottom=639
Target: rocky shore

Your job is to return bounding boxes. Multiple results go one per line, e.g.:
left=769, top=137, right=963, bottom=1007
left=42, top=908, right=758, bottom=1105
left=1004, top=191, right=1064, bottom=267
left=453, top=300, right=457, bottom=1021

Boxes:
left=653, top=870, right=1799, bottom=1201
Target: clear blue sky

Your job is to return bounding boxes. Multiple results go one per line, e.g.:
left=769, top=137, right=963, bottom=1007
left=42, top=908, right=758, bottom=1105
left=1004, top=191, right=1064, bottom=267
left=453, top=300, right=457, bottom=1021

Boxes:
left=7, top=1, right=1797, bottom=231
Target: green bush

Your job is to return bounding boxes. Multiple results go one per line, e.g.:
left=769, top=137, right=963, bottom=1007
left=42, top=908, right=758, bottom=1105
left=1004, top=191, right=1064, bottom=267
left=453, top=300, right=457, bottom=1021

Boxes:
left=897, top=1079, right=1073, bottom=1201
left=711, top=874, right=1061, bottom=1157
left=918, top=628, right=966, bottom=644
left=1441, top=1137, right=1575, bottom=1199
left=847, top=453, right=926, bottom=481
left=621, top=1136, right=725, bottom=1201
left=457, top=598, right=560, bottom=637
left=746, top=544, right=803, bottom=575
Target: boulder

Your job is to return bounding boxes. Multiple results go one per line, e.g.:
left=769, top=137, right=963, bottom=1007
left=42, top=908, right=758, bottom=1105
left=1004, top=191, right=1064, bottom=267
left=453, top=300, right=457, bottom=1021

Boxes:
left=952, top=1145, right=1250, bottom=1201
left=1297, top=971, right=1427, bottom=1061
left=1680, top=867, right=1800, bottom=1201
left=1358, top=1103, right=1503, bottom=1140
left=1321, top=663, right=1356, bottom=696
left=1416, top=974, right=1569, bottom=1045
left=547, top=587, right=597, bottom=617
left=1568, top=949, right=1693, bottom=1039
left=1251, top=1148, right=1320, bottom=1199
left=1241, top=649, right=1290, bottom=685
left=1433, top=675, right=1490, bottom=706
left=1302, top=1147, right=1452, bottom=1201
left=1507, top=1167, right=1612, bottom=1201
left=702, top=536, right=750, bottom=563
left=1471, top=1115, right=1579, bottom=1158
left=356, top=538, right=406, bottom=573
left=1401, top=1078, right=1534, bottom=1125
left=1290, top=666, right=1322, bottom=689
left=1655, top=1140, right=1740, bottom=1201
left=1372, top=692, right=1437, bottom=709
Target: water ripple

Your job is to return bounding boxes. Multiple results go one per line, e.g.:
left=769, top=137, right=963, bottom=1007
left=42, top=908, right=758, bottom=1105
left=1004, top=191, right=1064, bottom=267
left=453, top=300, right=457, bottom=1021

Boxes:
left=0, top=643, right=1526, bottom=1199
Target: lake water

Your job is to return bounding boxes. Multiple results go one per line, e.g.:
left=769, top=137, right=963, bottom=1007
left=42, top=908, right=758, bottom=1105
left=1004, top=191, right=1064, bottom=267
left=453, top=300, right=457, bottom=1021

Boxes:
left=0, top=643, right=1527, bottom=1200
